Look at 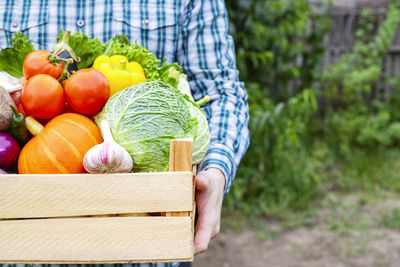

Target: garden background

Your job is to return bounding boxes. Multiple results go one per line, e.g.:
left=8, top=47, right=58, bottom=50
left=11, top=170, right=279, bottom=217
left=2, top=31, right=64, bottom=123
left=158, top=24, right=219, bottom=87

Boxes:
left=196, top=0, right=400, bottom=266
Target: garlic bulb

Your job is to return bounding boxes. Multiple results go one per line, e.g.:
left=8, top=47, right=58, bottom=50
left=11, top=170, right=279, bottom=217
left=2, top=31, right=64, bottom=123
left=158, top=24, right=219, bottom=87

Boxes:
left=83, top=119, right=133, bottom=173
left=0, top=71, right=22, bottom=93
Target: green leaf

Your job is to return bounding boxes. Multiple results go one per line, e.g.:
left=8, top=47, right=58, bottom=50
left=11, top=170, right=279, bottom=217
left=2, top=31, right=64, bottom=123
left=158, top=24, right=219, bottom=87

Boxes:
left=158, top=62, right=183, bottom=88
left=57, top=30, right=105, bottom=69
left=0, top=32, right=34, bottom=78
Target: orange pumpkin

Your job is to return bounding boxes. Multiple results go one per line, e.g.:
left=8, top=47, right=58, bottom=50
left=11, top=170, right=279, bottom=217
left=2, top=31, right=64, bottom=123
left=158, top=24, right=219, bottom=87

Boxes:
left=18, top=113, right=103, bottom=174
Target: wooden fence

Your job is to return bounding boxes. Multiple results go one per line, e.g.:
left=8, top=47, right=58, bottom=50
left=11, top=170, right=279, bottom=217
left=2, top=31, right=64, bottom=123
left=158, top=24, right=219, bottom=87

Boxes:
left=313, top=0, right=400, bottom=100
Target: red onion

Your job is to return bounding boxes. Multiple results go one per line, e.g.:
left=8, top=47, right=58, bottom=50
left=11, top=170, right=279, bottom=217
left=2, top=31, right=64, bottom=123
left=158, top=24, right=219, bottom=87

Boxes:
left=0, top=132, right=20, bottom=170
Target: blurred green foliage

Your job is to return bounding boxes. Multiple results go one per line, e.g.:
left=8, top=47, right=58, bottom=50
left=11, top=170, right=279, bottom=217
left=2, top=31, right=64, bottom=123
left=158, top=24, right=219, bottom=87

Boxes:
left=228, top=0, right=331, bottom=101
left=319, top=0, right=400, bottom=156
left=224, top=0, right=331, bottom=214
left=224, top=88, right=319, bottom=215
left=224, top=0, right=400, bottom=217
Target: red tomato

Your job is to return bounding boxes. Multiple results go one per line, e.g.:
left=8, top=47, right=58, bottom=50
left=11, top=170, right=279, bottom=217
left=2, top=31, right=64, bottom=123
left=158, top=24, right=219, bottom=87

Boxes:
left=62, top=101, right=75, bottom=113
left=21, top=74, right=65, bottom=119
left=64, top=69, right=110, bottom=116
left=23, top=50, right=64, bottom=80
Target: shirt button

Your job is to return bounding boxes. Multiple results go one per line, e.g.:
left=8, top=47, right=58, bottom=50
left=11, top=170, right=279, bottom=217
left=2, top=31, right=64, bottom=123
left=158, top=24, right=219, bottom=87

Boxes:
left=76, top=19, right=85, bottom=27
left=143, top=19, right=149, bottom=25
left=11, top=21, right=19, bottom=28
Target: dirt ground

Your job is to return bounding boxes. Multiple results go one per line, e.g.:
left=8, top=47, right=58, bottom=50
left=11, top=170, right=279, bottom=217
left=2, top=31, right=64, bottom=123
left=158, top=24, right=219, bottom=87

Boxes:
left=194, top=196, right=400, bottom=267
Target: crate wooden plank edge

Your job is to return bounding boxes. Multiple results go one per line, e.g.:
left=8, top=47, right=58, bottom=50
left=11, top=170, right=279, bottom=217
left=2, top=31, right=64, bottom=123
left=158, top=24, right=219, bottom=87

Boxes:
left=2, top=260, right=195, bottom=264
left=0, top=216, right=193, bottom=263
left=0, top=171, right=193, bottom=219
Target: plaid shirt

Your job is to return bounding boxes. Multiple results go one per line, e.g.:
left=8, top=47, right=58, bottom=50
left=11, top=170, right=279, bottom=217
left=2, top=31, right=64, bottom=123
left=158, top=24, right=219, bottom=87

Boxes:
left=0, top=0, right=249, bottom=266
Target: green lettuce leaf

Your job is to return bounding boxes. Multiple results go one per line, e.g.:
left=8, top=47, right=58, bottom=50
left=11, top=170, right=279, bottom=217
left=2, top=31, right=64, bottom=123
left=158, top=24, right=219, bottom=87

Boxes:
left=0, top=32, right=34, bottom=78
left=57, top=30, right=105, bottom=69
left=159, top=62, right=194, bottom=100
left=159, top=62, right=183, bottom=88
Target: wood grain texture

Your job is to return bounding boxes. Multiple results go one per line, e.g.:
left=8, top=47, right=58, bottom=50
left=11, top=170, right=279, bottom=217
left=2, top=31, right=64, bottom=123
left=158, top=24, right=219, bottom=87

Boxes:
left=166, top=139, right=193, bottom=217
left=0, top=139, right=195, bottom=263
left=169, top=138, right=193, bottom=172
left=191, top=165, right=197, bottom=230
left=0, top=217, right=193, bottom=263
left=0, top=172, right=193, bottom=219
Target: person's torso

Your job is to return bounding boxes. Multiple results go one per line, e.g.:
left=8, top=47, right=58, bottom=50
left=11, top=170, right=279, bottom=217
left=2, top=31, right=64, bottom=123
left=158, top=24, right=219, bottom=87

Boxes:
left=0, top=0, right=183, bottom=63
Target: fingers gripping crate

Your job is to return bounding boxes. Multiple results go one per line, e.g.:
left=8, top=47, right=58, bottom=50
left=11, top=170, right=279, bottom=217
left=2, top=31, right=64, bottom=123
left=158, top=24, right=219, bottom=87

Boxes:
left=0, top=139, right=196, bottom=264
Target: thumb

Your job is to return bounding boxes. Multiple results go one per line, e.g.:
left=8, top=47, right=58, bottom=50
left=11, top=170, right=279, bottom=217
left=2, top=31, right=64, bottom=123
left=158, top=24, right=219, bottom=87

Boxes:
left=196, top=171, right=210, bottom=192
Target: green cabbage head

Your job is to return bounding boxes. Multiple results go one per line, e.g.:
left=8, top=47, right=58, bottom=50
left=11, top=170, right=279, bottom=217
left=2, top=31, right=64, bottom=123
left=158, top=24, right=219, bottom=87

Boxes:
left=95, top=80, right=210, bottom=172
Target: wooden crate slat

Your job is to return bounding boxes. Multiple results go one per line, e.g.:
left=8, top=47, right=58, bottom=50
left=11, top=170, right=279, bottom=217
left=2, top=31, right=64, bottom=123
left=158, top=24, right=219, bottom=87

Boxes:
left=166, top=138, right=193, bottom=217
left=0, top=217, right=193, bottom=263
left=169, top=138, right=193, bottom=172
left=0, top=172, right=193, bottom=219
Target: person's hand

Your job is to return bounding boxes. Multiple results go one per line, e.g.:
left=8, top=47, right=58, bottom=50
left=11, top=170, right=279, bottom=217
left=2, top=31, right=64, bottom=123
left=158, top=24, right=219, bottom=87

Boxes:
left=194, top=167, right=226, bottom=254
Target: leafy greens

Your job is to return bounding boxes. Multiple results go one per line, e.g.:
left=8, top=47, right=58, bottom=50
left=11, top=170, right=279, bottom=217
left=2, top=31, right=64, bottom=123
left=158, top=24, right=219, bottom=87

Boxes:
left=0, top=32, right=34, bottom=78
left=158, top=62, right=194, bottom=100
left=158, top=62, right=211, bottom=163
left=185, top=96, right=210, bottom=164
left=56, top=30, right=105, bottom=69
left=95, top=81, right=202, bottom=172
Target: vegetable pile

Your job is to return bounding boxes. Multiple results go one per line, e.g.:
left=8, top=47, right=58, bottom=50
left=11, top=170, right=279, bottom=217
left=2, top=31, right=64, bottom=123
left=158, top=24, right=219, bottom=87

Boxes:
left=0, top=31, right=210, bottom=174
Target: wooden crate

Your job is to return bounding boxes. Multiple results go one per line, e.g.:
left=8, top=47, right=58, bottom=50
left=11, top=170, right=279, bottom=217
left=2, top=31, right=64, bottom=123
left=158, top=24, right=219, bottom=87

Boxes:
left=0, top=139, right=195, bottom=264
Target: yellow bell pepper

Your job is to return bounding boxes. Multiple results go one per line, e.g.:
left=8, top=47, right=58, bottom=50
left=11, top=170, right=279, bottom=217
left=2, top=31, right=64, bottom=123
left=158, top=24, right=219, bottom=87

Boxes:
left=92, top=55, right=146, bottom=96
